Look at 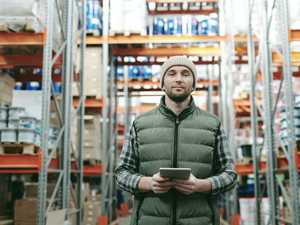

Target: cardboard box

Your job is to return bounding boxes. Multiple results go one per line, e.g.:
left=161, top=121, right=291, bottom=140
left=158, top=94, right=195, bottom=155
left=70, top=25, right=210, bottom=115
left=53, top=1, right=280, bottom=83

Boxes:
left=72, top=115, right=101, bottom=161
left=14, top=199, right=37, bottom=224
left=74, top=48, right=102, bottom=98
left=83, top=200, right=101, bottom=225
left=0, top=74, right=15, bottom=105
left=24, top=183, right=56, bottom=199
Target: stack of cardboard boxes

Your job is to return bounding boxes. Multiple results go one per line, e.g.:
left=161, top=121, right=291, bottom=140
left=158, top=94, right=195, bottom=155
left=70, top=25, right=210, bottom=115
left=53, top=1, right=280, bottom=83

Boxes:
left=83, top=183, right=101, bottom=225
left=14, top=199, right=38, bottom=225
left=0, top=73, right=15, bottom=105
left=14, top=183, right=55, bottom=225
left=72, top=115, right=101, bottom=162
left=73, top=47, right=102, bottom=98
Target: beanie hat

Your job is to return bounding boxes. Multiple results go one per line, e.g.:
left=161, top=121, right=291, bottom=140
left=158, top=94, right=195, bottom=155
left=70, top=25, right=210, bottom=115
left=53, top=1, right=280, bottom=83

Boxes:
left=160, top=56, right=197, bottom=89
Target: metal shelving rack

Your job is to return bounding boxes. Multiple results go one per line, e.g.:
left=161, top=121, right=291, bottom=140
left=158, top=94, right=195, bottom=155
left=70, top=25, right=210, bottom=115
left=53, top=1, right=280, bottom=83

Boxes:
left=37, top=0, right=86, bottom=225
left=100, top=0, right=119, bottom=224
left=246, top=0, right=300, bottom=224
left=218, top=0, right=240, bottom=222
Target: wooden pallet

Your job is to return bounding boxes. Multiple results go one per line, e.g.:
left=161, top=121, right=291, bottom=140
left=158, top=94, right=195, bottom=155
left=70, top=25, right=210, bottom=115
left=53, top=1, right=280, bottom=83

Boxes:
left=86, top=30, right=101, bottom=36
left=109, top=30, right=147, bottom=36
left=0, top=143, right=38, bottom=154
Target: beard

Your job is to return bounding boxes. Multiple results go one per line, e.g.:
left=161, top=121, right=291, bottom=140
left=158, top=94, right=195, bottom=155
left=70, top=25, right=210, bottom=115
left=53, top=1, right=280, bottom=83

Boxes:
left=164, top=87, right=192, bottom=103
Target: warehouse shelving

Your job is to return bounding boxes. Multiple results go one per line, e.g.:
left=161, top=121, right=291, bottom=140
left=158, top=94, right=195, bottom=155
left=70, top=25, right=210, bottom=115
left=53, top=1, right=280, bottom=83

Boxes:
left=235, top=152, right=300, bottom=176
left=0, top=32, right=44, bottom=46
left=0, top=153, right=102, bottom=176
left=97, top=0, right=226, bottom=224
left=235, top=1, right=300, bottom=224
left=112, top=46, right=221, bottom=56
left=0, top=54, right=61, bottom=68
left=146, top=0, right=217, bottom=2
left=0, top=1, right=87, bottom=225
left=95, top=0, right=300, bottom=225
left=85, top=30, right=300, bottom=45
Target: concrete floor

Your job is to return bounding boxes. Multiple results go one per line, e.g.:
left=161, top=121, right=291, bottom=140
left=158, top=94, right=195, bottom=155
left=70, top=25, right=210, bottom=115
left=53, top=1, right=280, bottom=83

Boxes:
left=118, top=215, right=131, bottom=225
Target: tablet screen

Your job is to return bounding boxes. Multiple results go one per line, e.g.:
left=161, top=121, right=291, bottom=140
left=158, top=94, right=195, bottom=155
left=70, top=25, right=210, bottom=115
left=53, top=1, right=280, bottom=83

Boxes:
left=159, top=168, right=191, bottom=180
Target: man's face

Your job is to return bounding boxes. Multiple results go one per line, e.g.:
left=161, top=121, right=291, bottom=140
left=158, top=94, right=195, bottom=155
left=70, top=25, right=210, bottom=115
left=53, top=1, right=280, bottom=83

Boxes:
left=163, top=65, right=194, bottom=103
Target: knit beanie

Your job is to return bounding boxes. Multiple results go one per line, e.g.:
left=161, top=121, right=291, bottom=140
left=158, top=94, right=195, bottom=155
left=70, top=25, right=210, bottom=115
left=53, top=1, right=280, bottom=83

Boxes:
left=160, top=56, right=197, bottom=89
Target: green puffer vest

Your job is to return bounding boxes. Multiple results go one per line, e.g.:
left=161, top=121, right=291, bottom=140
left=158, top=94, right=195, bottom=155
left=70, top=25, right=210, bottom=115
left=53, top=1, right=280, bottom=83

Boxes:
left=131, top=97, right=221, bottom=225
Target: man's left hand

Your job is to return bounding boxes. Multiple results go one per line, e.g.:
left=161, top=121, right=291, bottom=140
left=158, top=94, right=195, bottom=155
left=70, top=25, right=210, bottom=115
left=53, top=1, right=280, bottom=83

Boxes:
left=173, top=174, right=212, bottom=195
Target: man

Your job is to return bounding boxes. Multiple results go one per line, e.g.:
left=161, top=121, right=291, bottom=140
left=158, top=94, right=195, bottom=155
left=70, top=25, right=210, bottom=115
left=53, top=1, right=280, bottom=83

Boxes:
left=115, top=56, right=237, bottom=225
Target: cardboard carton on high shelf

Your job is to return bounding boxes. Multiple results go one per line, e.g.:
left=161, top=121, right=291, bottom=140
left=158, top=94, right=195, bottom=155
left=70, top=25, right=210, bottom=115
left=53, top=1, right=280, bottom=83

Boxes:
left=0, top=74, right=15, bottom=105
left=74, top=47, right=102, bottom=98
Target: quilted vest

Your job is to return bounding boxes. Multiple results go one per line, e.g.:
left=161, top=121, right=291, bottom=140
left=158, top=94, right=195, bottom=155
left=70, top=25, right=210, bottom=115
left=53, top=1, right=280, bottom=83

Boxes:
left=131, top=97, right=221, bottom=225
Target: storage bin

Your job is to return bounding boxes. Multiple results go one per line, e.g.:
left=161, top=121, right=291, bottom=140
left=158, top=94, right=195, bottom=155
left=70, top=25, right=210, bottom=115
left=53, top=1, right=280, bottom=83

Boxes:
left=8, top=119, right=19, bottom=128
left=18, top=129, right=36, bottom=144
left=8, top=107, right=26, bottom=120
left=0, top=107, right=7, bottom=120
left=1, top=128, right=17, bottom=142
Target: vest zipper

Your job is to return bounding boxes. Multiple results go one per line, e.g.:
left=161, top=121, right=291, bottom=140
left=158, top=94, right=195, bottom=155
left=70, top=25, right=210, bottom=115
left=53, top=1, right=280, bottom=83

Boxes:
left=172, top=117, right=180, bottom=225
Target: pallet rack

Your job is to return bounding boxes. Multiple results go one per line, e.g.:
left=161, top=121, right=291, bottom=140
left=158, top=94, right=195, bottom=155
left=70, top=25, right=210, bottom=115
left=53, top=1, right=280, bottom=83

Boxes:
left=239, top=1, right=300, bottom=225
left=0, top=1, right=89, bottom=225
left=2, top=0, right=298, bottom=224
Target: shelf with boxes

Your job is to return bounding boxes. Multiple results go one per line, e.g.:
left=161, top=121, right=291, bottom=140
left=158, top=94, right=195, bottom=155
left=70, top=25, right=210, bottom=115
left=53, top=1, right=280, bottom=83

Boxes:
left=85, top=29, right=300, bottom=46
left=234, top=153, right=300, bottom=176
left=0, top=153, right=102, bottom=176
left=146, top=0, right=218, bottom=15
left=0, top=32, right=44, bottom=46
left=0, top=1, right=88, bottom=224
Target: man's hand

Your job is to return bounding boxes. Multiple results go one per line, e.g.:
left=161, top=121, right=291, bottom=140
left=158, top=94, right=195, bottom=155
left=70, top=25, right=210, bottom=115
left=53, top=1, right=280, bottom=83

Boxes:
left=138, top=172, right=174, bottom=193
left=173, top=174, right=212, bottom=195
left=151, top=172, right=175, bottom=193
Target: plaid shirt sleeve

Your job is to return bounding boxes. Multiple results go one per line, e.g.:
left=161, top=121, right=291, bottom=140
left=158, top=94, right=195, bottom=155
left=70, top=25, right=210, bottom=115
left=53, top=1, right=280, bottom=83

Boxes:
left=207, top=126, right=238, bottom=195
left=115, top=123, right=142, bottom=194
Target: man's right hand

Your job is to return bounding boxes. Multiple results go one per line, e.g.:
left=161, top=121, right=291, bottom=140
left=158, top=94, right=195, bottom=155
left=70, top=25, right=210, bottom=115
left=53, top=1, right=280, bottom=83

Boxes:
left=138, top=172, right=174, bottom=193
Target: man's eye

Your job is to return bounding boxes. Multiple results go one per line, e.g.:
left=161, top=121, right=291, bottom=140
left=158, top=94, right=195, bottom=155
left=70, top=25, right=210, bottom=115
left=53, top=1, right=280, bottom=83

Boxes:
left=167, top=71, right=176, bottom=76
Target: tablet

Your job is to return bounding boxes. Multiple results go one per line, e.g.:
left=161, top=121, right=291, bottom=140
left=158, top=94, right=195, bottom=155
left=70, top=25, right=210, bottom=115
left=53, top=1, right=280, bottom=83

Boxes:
left=159, top=168, right=191, bottom=180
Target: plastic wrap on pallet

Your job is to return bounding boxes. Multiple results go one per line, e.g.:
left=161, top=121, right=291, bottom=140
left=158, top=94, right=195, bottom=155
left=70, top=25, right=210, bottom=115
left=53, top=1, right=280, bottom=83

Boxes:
left=0, top=0, right=63, bottom=52
left=110, top=0, right=147, bottom=35
left=230, top=0, right=261, bottom=36
left=0, top=0, right=42, bottom=32
left=123, top=0, right=147, bottom=35
left=110, top=0, right=124, bottom=34
left=12, top=91, right=42, bottom=120
left=289, top=0, right=300, bottom=29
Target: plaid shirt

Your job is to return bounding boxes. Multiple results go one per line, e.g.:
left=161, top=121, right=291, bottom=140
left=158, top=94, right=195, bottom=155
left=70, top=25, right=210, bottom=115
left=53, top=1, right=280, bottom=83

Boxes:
left=115, top=121, right=237, bottom=195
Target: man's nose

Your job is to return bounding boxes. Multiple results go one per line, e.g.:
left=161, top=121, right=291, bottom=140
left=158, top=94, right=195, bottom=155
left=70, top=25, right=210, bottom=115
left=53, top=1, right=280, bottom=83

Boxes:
left=174, top=73, right=183, bottom=81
